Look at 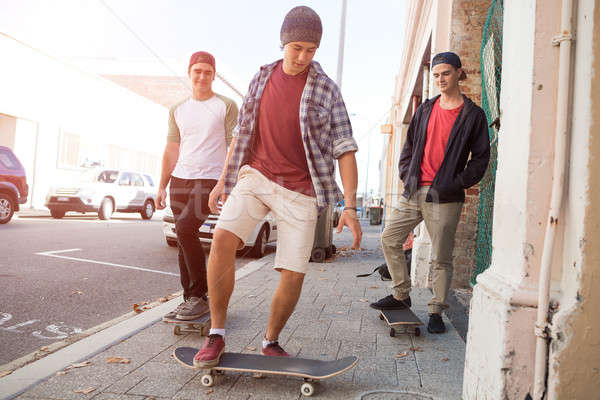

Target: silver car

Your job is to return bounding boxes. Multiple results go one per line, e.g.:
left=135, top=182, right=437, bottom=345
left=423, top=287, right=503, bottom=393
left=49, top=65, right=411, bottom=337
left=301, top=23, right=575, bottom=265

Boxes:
left=162, top=207, right=277, bottom=258
left=45, top=169, right=157, bottom=220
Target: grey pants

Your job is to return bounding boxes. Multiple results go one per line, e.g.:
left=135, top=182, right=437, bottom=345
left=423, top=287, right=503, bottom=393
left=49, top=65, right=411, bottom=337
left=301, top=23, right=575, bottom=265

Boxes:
left=381, top=187, right=463, bottom=314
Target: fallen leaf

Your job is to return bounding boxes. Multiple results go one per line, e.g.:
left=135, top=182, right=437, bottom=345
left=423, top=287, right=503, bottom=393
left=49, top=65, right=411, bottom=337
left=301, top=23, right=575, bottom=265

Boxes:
left=133, top=303, right=143, bottom=313
left=370, top=286, right=377, bottom=289
left=40, top=346, right=50, bottom=352
left=395, top=351, right=409, bottom=358
left=441, top=357, right=449, bottom=362
left=0, top=370, right=12, bottom=378
left=74, top=387, right=95, bottom=394
left=56, top=371, right=68, bottom=376
left=410, top=346, right=423, bottom=352
left=359, top=298, right=369, bottom=302
left=66, top=361, right=92, bottom=370
left=205, top=389, right=214, bottom=394
left=245, top=346, right=256, bottom=351
left=72, top=290, right=83, bottom=295
left=157, top=297, right=169, bottom=303
left=106, top=357, right=130, bottom=364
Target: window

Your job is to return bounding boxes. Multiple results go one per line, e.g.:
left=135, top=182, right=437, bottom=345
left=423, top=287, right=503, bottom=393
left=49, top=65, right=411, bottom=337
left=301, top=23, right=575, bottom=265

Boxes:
left=143, top=174, right=155, bottom=187
left=131, top=173, right=144, bottom=187
left=119, top=172, right=132, bottom=186
left=58, top=132, right=80, bottom=168
left=0, top=149, right=18, bottom=170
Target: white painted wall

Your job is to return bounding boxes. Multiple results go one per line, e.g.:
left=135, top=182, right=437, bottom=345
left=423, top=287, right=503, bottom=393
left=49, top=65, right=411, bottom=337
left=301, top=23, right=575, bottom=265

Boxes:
left=0, top=33, right=167, bottom=208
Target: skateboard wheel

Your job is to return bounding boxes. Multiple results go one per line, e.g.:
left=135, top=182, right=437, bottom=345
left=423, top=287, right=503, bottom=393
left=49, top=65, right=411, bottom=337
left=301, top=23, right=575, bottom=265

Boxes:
left=414, top=327, right=421, bottom=336
left=379, top=314, right=384, bottom=320
left=301, top=382, right=315, bottom=396
left=173, top=325, right=181, bottom=335
left=389, top=328, right=396, bottom=337
left=201, top=374, right=214, bottom=387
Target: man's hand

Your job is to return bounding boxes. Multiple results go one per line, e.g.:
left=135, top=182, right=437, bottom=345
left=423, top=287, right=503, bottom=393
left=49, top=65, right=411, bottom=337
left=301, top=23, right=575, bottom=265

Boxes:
left=155, top=188, right=167, bottom=210
left=208, top=180, right=228, bottom=214
left=336, top=209, right=362, bottom=249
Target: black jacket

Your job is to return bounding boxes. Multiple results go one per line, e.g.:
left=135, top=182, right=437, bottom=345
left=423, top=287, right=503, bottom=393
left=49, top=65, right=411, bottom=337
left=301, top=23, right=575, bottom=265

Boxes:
left=399, top=94, right=490, bottom=203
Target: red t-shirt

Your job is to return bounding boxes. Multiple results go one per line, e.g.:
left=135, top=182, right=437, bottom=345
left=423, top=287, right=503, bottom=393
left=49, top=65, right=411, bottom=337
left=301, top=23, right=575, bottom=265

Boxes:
left=248, top=61, right=315, bottom=196
left=419, top=98, right=464, bottom=186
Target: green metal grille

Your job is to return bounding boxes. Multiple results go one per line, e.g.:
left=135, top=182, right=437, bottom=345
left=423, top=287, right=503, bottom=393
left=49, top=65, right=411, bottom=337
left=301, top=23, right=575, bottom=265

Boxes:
left=472, top=0, right=503, bottom=285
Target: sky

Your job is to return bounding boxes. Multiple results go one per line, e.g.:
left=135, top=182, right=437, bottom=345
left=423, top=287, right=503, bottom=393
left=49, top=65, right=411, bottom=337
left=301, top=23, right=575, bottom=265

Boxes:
left=0, top=0, right=407, bottom=196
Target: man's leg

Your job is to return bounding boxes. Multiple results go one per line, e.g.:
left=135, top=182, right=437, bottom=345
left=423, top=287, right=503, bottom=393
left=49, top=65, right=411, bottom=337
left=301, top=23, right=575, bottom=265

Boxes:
left=371, top=193, right=422, bottom=309
left=206, top=228, right=242, bottom=329
left=422, top=198, right=463, bottom=332
left=173, top=180, right=216, bottom=320
left=265, top=270, right=305, bottom=342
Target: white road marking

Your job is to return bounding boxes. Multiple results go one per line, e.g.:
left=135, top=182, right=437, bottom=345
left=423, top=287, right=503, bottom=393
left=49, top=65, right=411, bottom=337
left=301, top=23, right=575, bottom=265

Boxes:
left=36, top=249, right=179, bottom=277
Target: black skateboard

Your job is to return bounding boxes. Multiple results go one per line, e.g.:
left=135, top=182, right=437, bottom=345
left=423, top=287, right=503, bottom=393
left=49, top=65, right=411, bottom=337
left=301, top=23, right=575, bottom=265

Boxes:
left=162, top=313, right=210, bottom=336
left=379, top=308, right=424, bottom=337
left=173, top=347, right=358, bottom=397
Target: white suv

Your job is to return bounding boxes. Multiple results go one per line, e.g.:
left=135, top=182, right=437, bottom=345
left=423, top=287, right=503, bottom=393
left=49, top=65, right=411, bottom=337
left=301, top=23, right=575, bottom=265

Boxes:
left=45, top=169, right=157, bottom=220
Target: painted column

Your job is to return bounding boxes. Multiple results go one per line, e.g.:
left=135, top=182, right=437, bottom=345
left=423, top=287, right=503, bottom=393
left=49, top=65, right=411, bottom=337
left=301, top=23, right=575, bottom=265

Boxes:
left=463, top=1, right=562, bottom=398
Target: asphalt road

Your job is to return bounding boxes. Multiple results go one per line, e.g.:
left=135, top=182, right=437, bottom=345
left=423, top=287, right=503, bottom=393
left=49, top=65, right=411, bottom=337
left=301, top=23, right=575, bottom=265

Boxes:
left=0, top=212, right=272, bottom=366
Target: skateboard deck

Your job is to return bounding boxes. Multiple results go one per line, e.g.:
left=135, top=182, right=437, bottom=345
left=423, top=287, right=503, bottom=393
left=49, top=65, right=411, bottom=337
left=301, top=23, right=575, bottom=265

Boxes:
left=173, top=347, right=358, bottom=397
left=162, top=313, right=210, bottom=336
left=379, top=308, right=423, bottom=337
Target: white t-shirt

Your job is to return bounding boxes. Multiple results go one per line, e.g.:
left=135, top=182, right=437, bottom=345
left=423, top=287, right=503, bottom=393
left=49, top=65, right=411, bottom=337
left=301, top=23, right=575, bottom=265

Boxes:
left=167, top=94, right=238, bottom=180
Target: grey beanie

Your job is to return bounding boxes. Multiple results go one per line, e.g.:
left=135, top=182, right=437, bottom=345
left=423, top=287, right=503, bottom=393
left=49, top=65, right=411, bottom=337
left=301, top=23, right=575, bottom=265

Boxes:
left=280, top=6, right=322, bottom=47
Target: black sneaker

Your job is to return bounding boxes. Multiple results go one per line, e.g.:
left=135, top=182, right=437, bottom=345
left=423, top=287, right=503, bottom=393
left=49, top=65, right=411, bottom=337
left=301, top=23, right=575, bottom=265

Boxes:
left=427, top=313, right=446, bottom=334
left=369, top=295, right=411, bottom=310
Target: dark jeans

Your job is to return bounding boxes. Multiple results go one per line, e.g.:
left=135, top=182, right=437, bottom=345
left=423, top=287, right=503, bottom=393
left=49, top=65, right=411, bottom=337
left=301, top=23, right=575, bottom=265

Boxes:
left=169, top=176, right=217, bottom=299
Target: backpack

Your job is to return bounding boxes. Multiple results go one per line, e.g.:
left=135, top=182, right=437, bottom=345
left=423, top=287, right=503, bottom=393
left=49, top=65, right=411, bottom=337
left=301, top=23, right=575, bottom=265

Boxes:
left=356, top=263, right=391, bottom=281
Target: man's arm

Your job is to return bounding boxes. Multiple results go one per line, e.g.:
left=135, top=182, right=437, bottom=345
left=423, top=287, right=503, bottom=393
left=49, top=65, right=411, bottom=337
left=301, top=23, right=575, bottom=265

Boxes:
left=336, top=151, right=362, bottom=249
left=398, top=109, right=419, bottom=181
left=456, top=109, right=491, bottom=188
left=156, top=142, right=179, bottom=209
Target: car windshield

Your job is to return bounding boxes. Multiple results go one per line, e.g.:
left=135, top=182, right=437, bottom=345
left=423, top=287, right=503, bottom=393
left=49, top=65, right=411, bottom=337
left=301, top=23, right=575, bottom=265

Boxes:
left=80, top=169, right=119, bottom=183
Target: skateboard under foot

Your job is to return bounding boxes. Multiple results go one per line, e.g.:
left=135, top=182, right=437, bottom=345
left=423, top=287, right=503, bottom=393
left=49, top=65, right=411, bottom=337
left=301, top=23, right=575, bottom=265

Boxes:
left=173, top=346, right=358, bottom=397
left=379, top=308, right=424, bottom=337
left=162, top=313, right=210, bottom=336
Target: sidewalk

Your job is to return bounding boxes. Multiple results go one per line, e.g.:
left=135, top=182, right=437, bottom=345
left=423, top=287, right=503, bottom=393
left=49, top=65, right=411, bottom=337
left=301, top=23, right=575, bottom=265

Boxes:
left=5, top=221, right=465, bottom=400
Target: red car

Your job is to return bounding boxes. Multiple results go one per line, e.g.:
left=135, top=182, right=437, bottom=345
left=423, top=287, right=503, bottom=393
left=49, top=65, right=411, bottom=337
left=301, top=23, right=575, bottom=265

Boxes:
left=0, top=146, right=28, bottom=223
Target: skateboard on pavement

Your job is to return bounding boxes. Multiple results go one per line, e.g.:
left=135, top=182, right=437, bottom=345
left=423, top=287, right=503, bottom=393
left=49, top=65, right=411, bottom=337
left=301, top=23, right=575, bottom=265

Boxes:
left=173, top=346, right=358, bottom=397
left=379, top=308, right=423, bottom=337
left=162, top=313, right=210, bottom=336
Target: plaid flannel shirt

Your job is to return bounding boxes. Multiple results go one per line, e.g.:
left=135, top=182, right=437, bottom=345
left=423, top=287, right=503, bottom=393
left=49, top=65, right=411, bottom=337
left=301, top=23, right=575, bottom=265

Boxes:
left=223, top=60, right=358, bottom=212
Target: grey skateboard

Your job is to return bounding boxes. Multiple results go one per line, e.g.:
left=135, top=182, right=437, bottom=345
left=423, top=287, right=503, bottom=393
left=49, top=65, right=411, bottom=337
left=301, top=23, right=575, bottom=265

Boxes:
left=379, top=308, right=424, bottom=337
left=173, top=347, right=358, bottom=397
left=162, top=313, right=210, bottom=336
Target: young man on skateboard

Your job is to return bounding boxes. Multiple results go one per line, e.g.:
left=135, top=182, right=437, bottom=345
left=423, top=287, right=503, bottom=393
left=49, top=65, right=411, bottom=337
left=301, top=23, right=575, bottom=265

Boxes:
left=156, top=51, right=238, bottom=321
left=370, top=52, right=490, bottom=333
left=193, top=6, right=362, bottom=367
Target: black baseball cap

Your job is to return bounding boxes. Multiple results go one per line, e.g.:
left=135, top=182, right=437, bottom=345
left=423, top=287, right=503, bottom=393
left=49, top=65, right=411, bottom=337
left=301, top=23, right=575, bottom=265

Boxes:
left=431, top=52, right=467, bottom=80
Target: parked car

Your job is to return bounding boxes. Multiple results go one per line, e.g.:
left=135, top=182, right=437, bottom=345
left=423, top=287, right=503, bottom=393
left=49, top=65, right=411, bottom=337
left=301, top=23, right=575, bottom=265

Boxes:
left=0, top=146, right=28, bottom=224
left=45, top=169, right=157, bottom=220
left=162, top=207, right=277, bottom=258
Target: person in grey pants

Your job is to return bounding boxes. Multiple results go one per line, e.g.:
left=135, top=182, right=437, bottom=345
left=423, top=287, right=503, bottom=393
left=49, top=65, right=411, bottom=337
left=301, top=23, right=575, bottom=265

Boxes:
left=370, top=52, right=490, bottom=334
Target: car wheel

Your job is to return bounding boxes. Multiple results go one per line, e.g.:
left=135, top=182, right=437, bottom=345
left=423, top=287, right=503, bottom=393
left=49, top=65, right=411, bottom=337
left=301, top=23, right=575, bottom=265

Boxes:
left=166, top=238, right=178, bottom=247
left=98, top=197, right=113, bottom=220
left=250, top=225, right=268, bottom=258
left=141, top=200, right=154, bottom=220
left=50, top=208, right=65, bottom=219
left=0, top=193, right=15, bottom=224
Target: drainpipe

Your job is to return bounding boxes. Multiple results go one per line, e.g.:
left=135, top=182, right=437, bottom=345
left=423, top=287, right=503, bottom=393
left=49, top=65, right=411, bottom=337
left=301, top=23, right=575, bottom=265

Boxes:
left=532, top=0, right=574, bottom=398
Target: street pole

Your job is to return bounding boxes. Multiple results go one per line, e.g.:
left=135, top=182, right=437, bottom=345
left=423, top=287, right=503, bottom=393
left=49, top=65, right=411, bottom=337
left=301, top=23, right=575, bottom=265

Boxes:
left=336, top=0, right=347, bottom=88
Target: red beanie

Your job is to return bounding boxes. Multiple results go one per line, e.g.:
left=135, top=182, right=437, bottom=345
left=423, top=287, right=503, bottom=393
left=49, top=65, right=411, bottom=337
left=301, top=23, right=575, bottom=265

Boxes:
left=188, top=51, right=215, bottom=72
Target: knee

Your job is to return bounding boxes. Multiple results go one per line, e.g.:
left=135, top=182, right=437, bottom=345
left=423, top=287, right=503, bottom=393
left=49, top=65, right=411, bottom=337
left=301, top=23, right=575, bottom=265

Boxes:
left=212, top=229, right=243, bottom=254
left=381, top=232, right=399, bottom=249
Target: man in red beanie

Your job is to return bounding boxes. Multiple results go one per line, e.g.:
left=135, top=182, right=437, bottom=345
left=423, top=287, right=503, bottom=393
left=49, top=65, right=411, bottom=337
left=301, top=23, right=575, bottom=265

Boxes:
left=156, top=51, right=238, bottom=321
left=193, top=6, right=361, bottom=367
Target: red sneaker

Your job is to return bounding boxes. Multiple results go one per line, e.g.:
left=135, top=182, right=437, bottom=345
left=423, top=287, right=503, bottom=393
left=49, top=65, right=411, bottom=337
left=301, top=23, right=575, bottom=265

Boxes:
left=193, top=334, right=225, bottom=367
left=261, top=342, right=290, bottom=357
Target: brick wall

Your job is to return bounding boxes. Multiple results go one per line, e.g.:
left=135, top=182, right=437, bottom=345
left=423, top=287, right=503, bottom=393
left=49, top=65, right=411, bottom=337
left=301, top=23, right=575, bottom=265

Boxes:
left=448, top=0, right=490, bottom=287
